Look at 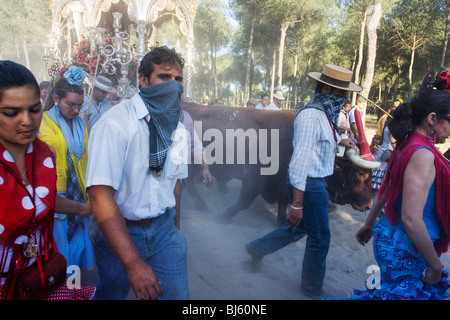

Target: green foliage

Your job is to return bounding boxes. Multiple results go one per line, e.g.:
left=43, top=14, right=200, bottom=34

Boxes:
left=191, top=0, right=233, bottom=102
left=1, top=0, right=449, bottom=104
left=379, top=0, right=446, bottom=97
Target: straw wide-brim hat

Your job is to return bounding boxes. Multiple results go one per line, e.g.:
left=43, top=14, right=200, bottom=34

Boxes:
left=273, top=90, right=285, bottom=101
left=89, top=75, right=116, bottom=93
left=308, top=64, right=362, bottom=92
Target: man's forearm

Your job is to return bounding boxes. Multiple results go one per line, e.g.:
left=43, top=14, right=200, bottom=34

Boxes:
left=292, top=187, right=304, bottom=208
left=88, top=185, right=142, bottom=269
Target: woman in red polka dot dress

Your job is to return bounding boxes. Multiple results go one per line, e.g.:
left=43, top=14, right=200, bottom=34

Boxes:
left=0, top=60, right=94, bottom=300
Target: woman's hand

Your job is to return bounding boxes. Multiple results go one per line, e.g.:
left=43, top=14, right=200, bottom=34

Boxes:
left=421, top=267, right=442, bottom=285
left=356, top=224, right=373, bottom=246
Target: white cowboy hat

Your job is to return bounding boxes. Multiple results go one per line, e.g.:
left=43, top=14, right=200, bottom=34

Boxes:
left=273, top=90, right=285, bottom=101
left=308, top=64, right=362, bottom=92
left=89, top=75, right=116, bottom=93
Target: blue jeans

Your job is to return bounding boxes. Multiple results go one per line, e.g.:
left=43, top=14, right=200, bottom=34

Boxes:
left=246, top=178, right=330, bottom=293
left=89, top=208, right=189, bottom=300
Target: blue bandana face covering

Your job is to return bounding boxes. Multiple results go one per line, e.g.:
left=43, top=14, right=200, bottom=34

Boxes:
left=139, top=80, right=184, bottom=173
left=312, top=93, right=347, bottom=128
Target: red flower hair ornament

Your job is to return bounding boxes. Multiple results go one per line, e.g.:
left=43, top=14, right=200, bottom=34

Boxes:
left=437, top=71, right=450, bottom=92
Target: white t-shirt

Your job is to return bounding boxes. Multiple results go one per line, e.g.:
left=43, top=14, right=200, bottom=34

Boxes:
left=255, top=102, right=266, bottom=109
left=255, top=102, right=281, bottom=110
left=85, top=93, right=188, bottom=220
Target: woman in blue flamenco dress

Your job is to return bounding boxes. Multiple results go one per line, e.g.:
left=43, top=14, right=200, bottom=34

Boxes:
left=335, top=73, right=450, bottom=300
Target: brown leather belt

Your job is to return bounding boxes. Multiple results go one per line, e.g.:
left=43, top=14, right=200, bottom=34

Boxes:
left=124, top=218, right=153, bottom=226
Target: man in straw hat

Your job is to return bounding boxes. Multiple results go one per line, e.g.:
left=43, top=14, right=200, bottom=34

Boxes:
left=245, top=64, right=362, bottom=299
left=81, top=74, right=116, bottom=127
left=270, top=90, right=285, bottom=110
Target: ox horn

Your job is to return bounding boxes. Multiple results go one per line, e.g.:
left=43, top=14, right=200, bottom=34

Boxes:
left=345, top=147, right=381, bottom=169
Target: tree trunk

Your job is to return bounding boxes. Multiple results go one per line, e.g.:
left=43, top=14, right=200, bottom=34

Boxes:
left=244, top=10, right=257, bottom=105
left=299, top=57, right=312, bottom=108
left=383, top=76, right=391, bottom=102
left=23, top=39, right=30, bottom=69
left=249, top=50, right=254, bottom=101
left=408, top=37, right=416, bottom=99
left=294, top=51, right=298, bottom=78
left=441, top=0, right=450, bottom=66
left=393, top=55, right=402, bottom=101
left=378, top=82, right=382, bottom=101
left=270, top=47, right=276, bottom=101
left=208, top=25, right=218, bottom=100
left=292, top=51, right=299, bottom=108
left=15, top=39, right=21, bottom=59
left=213, top=46, right=218, bottom=98
left=277, top=22, right=289, bottom=91
left=353, top=9, right=368, bottom=104
left=207, top=50, right=212, bottom=100
left=360, top=0, right=383, bottom=103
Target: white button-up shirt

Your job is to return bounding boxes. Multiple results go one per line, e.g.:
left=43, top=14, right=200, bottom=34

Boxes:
left=85, top=93, right=188, bottom=220
left=288, top=108, right=340, bottom=191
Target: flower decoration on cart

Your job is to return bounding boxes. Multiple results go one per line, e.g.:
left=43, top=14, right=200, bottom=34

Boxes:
left=70, top=31, right=111, bottom=75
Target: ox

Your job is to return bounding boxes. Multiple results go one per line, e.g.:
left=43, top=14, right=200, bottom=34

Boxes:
left=182, top=102, right=379, bottom=224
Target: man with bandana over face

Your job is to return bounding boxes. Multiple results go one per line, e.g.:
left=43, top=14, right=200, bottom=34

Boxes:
left=245, top=64, right=362, bottom=299
left=86, top=46, right=189, bottom=300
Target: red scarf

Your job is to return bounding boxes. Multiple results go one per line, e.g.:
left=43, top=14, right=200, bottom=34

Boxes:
left=0, top=138, right=57, bottom=299
left=378, top=131, right=450, bottom=256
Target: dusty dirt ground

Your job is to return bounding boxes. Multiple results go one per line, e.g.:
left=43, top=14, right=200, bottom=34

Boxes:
left=80, top=118, right=450, bottom=301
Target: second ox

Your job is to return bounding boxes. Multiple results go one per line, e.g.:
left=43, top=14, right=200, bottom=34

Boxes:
left=182, top=102, right=380, bottom=224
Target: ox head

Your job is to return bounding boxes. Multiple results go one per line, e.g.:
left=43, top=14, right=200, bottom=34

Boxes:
left=326, top=148, right=381, bottom=212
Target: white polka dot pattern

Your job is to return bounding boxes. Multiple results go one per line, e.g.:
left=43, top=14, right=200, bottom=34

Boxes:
left=22, top=196, right=34, bottom=210
left=2, top=150, right=14, bottom=162
left=43, top=157, right=54, bottom=168
left=35, top=186, right=49, bottom=198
